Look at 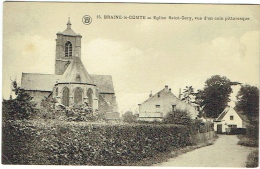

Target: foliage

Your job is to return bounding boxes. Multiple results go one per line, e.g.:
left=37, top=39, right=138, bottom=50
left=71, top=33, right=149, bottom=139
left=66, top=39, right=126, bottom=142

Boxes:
left=123, top=111, right=137, bottom=123
left=236, top=85, right=259, bottom=124
left=195, top=75, right=238, bottom=118
left=237, top=135, right=258, bottom=147
left=2, top=80, right=37, bottom=120
left=163, top=109, right=192, bottom=125
left=2, top=120, right=192, bottom=165
left=40, top=99, right=104, bottom=122
left=181, top=86, right=195, bottom=104
left=246, top=149, right=259, bottom=168
left=245, top=124, right=259, bottom=140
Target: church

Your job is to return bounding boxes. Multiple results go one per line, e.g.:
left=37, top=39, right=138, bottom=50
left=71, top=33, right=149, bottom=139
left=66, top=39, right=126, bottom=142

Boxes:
left=21, top=18, right=118, bottom=114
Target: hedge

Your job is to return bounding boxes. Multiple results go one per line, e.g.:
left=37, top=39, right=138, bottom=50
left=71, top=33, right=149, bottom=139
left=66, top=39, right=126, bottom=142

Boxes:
left=2, top=120, right=192, bottom=165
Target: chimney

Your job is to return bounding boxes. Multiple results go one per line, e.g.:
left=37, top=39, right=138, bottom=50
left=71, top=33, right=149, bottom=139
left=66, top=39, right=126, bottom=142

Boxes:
left=179, top=88, right=181, bottom=99
left=149, top=91, right=152, bottom=97
left=165, top=85, right=168, bottom=90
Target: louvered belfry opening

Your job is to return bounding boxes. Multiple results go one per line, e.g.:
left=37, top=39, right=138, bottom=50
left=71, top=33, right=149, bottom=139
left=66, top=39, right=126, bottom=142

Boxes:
left=62, top=87, right=69, bottom=106
left=65, top=41, right=72, bottom=57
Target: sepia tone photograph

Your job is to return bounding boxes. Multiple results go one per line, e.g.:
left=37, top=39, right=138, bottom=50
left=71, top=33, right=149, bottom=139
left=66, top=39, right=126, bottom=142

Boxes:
left=2, top=1, right=259, bottom=167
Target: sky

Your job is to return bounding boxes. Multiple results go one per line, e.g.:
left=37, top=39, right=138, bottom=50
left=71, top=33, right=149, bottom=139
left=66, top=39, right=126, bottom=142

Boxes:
left=2, top=2, right=260, bottom=113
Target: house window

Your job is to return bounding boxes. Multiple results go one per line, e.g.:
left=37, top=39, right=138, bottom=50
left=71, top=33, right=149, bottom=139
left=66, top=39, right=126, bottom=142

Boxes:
left=65, top=41, right=72, bottom=57
left=230, top=116, right=234, bottom=120
left=228, top=125, right=237, bottom=128
left=156, top=105, right=160, bottom=108
left=172, top=105, right=176, bottom=112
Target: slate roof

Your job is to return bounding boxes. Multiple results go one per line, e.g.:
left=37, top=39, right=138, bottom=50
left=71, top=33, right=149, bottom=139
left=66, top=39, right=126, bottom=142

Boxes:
left=21, top=73, right=115, bottom=94
left=59, top=56, right=94, bottom=84
left=90, top=74, right=115, bottom=93
left=57, top=19, right=80, bottom=36
left=21, top=73, right=62, bottom=91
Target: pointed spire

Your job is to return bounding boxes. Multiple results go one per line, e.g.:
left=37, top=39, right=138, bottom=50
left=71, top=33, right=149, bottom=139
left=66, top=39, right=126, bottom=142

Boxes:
left=67, top=17, right=71, bottom=29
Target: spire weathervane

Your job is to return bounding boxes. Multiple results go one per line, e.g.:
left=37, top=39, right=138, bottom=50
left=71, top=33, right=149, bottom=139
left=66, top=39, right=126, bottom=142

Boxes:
left=67, top=16, right=71, bottom=29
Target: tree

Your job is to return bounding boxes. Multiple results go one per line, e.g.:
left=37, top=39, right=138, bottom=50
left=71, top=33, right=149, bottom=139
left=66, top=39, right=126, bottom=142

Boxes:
left=181, top=86, right=195, bottom=103
left=2, top=80, right=37, bottom=120
left=236, top=85, right=259, bottom=124
left=195, top=75, right=239, bottom=118
left=123, top=111, right=137, bottom=123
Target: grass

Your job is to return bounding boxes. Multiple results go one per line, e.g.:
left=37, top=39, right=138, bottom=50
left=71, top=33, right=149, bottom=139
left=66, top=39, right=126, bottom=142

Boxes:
left=237, top=135, right=259, bottom=168
left=246, top=149, right=259, bottom=168
left=237, top=135, right=258, bottom=147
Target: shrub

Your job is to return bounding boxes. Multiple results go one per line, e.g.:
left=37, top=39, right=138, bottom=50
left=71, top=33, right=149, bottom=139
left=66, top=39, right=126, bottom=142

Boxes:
left=163, top=110, right=192, bottom=125
left=246, top=124, right=259, bottom=140
left=246, top=149, right=259, bottom=168
left=123, top=111, right=137, bottom=123
left=237, top=135, right=258, bottom=147
left=2, top=120, right=191, bottom=165
left=2, top=81, right=37, bottom=121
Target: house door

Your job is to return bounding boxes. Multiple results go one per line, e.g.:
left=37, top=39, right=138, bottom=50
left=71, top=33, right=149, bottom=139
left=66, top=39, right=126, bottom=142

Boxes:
left=217, top=124, right=222, bottom=134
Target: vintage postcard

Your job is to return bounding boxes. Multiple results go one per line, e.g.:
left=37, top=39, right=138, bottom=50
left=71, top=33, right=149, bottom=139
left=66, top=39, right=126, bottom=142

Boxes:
left=2, top=2, right=259, bottom=167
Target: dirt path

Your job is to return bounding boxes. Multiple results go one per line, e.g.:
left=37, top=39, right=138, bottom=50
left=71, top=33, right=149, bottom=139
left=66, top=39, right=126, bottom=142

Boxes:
left=154, top=135, right=257, bottom=167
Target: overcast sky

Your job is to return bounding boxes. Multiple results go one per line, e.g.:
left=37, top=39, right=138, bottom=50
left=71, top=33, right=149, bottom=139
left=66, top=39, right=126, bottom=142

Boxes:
left=3, top=2, right=259, bottom=113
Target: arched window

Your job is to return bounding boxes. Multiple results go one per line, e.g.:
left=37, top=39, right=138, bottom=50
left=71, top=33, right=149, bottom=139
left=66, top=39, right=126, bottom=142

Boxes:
left=62, top=87, right=69, bottom=106
left=65, top=41, right=72, bottom=57
left=74, top=87, right=83, bottom=104
left=87, top=88, right=93, bottom=107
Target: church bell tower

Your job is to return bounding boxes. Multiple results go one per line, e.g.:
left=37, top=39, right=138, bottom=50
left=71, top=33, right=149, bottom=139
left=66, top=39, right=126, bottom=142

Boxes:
left=55, top=18, right=82, bottom=75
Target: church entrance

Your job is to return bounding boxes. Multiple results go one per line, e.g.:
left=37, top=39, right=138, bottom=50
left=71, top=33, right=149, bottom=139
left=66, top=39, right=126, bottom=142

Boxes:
left=74, top=87, right=83, bottom=104
left=62, top=87, right=69, bottom=106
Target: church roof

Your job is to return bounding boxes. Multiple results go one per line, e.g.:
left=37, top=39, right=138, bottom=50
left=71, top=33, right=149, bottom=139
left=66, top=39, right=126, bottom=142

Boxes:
left=90, top=74, right=115, bottom=93
left=59, top=56, right=94, bottom=84
left=21, top=73, right=115, bottom=94
left=58, top=18, right=79, bottom=36
left=21, top=73, right=62, bottom=92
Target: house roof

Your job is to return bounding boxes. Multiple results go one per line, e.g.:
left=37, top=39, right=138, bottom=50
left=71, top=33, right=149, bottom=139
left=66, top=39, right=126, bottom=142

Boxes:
left=234, top=106, right=249, bottom=122
left=21, top=73, right=62, bottom=92
left=141, top=86, right=180, bottom=105
left=216, top=106, right=248, bottom=122
left=59, top=56, right=94, bottom=84
left=216, top=107, right=230, bottom=121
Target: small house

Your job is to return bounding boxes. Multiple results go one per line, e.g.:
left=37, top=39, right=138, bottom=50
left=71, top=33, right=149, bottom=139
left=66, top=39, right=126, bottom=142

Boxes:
left=214, top=106, right=248, bottom=134
left=138, top=85, right=199, bottom=121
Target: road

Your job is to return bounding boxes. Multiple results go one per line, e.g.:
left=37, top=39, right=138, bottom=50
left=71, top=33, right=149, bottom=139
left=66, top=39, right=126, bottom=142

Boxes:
left=154, top=135, right=257, bottom=167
